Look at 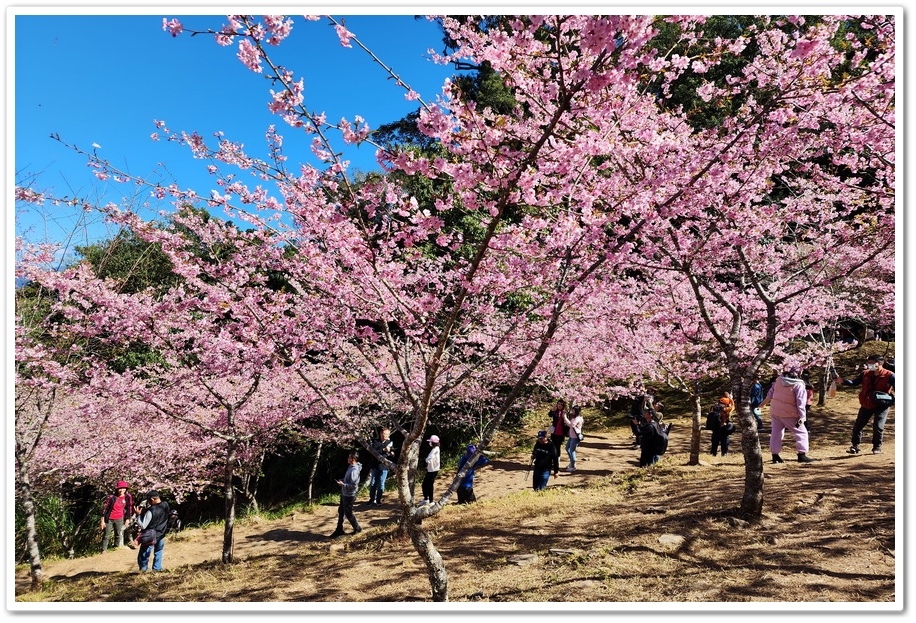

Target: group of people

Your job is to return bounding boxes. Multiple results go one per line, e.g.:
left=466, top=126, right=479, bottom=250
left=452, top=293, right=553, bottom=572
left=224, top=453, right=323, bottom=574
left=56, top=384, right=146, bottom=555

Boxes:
left=99, top=480, right=173, bottom=571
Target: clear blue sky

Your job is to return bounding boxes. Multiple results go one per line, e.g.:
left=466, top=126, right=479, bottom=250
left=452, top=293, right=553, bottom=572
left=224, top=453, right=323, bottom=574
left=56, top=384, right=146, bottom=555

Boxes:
left=14, top=13, right=456, bottom=248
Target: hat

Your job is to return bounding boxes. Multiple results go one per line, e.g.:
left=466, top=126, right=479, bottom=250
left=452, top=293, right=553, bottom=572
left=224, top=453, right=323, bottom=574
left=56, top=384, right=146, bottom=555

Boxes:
left=536, top=430, right=547, bottom=439
left=466, top=444, right=477, bottom=454
left=116, top=480, right=129, bottom=489
left=427, top=435, right=440, bottom=444
left=146, top=490, right=160, bottom=500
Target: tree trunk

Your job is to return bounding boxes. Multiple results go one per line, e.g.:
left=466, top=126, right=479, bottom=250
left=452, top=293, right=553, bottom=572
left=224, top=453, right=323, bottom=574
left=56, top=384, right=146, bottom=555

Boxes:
left=222, top=440, right=238, bottom=564
left=405, top=511, right=449, bottom=602
left=687, top=385, right=702, bottom=466
left=306, top=440, right=323, bottom=503
left=15, top=458, right=44, bottom=590
left=734, top=376, right=764, bottom=519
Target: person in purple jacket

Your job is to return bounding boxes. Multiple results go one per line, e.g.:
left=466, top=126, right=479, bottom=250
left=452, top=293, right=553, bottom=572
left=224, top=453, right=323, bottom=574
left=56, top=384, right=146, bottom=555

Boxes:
left=761, top=367, right=818, bottom=464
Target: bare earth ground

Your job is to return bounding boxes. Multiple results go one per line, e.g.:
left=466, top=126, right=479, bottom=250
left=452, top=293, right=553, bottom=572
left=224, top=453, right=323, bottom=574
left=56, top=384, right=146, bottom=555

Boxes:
left=14, top=391, right=897, bottom=606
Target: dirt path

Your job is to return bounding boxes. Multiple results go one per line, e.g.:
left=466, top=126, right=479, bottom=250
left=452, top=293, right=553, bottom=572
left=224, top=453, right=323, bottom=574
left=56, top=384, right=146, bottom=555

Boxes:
left=16, top=391, right=896, bottom=602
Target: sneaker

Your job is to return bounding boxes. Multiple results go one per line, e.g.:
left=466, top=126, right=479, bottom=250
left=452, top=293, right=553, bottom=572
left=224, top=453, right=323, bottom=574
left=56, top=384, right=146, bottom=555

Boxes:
left=872, top=447, right=883, bottom=455
left=353, top=527, right=362, bottom=534
left=847, top=446, right=861, bottom=454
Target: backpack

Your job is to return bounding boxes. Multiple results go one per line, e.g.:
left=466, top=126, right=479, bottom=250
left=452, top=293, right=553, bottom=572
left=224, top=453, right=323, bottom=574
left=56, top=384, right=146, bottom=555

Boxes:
left=168, top=510, right=182, bottom=532
left=654, top=424, right=670, bottom=456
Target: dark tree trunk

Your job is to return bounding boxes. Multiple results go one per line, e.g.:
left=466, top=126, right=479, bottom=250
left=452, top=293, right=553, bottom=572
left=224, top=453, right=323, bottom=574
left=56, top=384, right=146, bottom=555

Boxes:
left=687, top=385, right=703, bottom=466
left=734, top=374, right=764, bottom=519
left=222, top=439, right=238, bottom=564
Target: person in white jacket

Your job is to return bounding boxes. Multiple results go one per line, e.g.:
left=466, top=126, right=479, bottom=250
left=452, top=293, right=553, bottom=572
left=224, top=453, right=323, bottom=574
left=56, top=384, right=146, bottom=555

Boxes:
left=761, top=367, right=818, bottom=464
left=421, top=435, right=441, bottom=505
left=563, top=406, right=584, bottom=472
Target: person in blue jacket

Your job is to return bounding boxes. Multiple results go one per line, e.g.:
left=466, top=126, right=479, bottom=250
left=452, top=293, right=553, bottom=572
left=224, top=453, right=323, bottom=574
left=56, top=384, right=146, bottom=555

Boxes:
left=456, top=444, right=490, bottom=504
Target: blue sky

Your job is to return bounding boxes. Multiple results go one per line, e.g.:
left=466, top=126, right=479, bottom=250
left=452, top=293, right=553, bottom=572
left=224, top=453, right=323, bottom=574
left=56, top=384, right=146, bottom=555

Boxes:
left=14, top=13, right=457, bottom=249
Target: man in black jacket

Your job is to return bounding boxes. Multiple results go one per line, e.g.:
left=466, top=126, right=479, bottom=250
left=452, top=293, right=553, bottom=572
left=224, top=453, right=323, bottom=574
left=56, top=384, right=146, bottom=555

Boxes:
left=531, top=430, right=559, bottom=491
left=133, top=490, right=170, bottom=572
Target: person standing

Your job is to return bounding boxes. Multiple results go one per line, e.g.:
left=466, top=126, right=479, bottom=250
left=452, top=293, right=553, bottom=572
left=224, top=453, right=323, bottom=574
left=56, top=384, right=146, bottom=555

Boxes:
left=367, top=427, right=395, bottom=505
left=456, top=444, right=489, bottom=504
left=421, top=435, right=441, bottom=505
left=563, top=405, right=584, bottom=472
left=749, top=374, right=765, bottom=429
left=638, top=407, right=664, bottom=467
left=708, top=402, right=737, bottom=456
left=761, top=367, right=817, bottom=463
left=330, top=451, right=363, bottom=538
left=836, top=355, right=895, bottom=455
left=99, top=480, right=134, bottom=552
left=548, top=399, right=569, bottom=467
left=134, top=490, right=170, bottom=572
left=531, top=430, right=559, bottom=491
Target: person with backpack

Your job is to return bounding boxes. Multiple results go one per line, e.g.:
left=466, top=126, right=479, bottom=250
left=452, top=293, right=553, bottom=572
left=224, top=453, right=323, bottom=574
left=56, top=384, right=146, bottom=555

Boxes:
left=456, top=444, right=489, bottom=504
left=531, top=430, right=559, bottom=491
left=637, top=407, right=665, bottom=467
left=563, top=405, right=584, bottom=473
left=132, top=490, right=170, bottom=572
left=761, top=367, right=818, bottom=463
left=707, top=400, right=737, bottom=456
left=99, top=480, right=134, bottom=552
left=835, top=354, right=895, bottom=455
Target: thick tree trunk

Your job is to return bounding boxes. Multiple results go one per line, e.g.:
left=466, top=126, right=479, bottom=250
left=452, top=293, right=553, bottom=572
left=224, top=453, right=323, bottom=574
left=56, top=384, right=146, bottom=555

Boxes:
left=734, top=377, right=764, bottom=519
left=15, top=460, right=44, bottom=590
left=406, top=511, right=449, bottom=602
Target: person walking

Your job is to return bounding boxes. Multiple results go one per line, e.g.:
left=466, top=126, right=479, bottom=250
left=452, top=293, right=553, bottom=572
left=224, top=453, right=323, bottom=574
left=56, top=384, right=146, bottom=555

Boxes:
left=456, top=444, right=489, bottom=504
left=836, top=354, right=895, bottom=455
left=367, top=426, right=395, bottom=505
left=330, top=451, right=362, bottom=538
left=531, top=430, right=559, bottom=491
left=99, top=480, right=135, bottom=552
left=563, top=405, right=584, bottom=472
left=761, top=367, right=817, bottom=463
left=420, top=435, right=441, bottom=505
left=133, top=490, right=170, bottom=572
left=547, top=399, right=569, bottom=467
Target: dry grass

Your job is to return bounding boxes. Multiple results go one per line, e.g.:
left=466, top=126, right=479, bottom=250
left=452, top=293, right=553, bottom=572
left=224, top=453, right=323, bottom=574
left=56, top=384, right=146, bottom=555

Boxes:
left=14, top=388, right=897, bottom=608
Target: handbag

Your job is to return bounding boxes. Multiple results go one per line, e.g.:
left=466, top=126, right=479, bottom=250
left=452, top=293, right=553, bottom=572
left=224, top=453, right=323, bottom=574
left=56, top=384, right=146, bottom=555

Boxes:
left=138, top=528, right=158, bottom=546
left=873, top=391, right=894, bottom=409
left=577, top=431, right=584, bottom=441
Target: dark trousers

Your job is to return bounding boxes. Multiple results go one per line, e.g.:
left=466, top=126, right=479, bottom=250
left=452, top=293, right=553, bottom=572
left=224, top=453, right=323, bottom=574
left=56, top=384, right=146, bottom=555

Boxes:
left=639, top=448, right=658, bottom=467
left=336, top=495, right=359, bottom=531
left=422, top=471, right=438, bottom=501
left=550, top=434, right=565, bottom=461
left=852, top=406, right=891, bottom=449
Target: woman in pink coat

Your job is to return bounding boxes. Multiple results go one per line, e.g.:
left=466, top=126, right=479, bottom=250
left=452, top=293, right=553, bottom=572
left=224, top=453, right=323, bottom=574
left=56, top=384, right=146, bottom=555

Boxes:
left=761, top=367, right=818, bottom=464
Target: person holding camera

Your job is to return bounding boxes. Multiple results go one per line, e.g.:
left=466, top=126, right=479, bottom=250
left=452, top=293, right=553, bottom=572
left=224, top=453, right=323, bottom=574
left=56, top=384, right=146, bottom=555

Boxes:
left=563, top=405, right=584, bottom=472
left=761, top=367, right=817, bottom=464
left=133, top=490, right=170, bottom=572
left=367, top=426, right=395, bottom=505
left=835, top=354, right=895, bottom=455
left=330, top=451, right=363, bottom=538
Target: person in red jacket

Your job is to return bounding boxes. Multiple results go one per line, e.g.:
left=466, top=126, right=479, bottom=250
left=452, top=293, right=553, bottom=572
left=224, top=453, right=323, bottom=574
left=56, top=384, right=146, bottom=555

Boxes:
left=99, top=480, right=134, bottom=552
left=835, top=355, right=896, bottom=455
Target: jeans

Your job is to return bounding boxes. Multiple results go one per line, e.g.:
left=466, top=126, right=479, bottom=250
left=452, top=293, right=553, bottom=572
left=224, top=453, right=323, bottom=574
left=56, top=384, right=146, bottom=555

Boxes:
left=138, top=536, right=165, bottom=571
left=566, top=436, right=581, bottom=466
left=368, top=467, right=389, bottom=503
left=102, top=519, right=125, bottom=551
left=852, top=406, right=891, bottom=449
left=336, top=495, right=359, bottom=531
left=533, top=468, right=551, bottom=491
